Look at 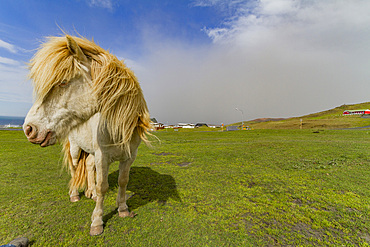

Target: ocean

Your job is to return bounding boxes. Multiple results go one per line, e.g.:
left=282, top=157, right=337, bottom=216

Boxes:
left=0, top=116, right=25, bottom=127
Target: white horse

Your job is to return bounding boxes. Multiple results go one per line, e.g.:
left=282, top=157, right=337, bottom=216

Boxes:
left=23, top=35, right=152, bottom=236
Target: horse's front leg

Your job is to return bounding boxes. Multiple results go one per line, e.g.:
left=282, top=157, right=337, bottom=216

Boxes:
left=117, top=157, right=136, bottom=218
left=69, top=142, right=81, bottom=202
left=90, top=151, right=109, bottom=236
left=84, top=154, right=97, bottom=201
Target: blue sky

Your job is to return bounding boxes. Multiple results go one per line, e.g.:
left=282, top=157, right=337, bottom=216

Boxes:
left=1, top=0, right=370, bottom=124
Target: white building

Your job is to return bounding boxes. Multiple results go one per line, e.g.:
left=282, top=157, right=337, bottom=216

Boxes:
left=177, top=123, right=195, bottom=129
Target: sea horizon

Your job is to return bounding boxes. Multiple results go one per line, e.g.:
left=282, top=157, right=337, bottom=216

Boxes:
left=0, top=116, right=25, bottom=127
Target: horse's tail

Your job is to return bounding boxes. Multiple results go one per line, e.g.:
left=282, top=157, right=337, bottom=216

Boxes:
left=137, top=104, right=153, bottom=147
left=71, top=151, right=88, bottom=190
left=63, top=140, right=88, bottom=191
left=63, top=140, right=73, bottom=172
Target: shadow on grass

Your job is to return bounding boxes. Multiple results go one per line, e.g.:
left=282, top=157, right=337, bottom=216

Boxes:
left=100, top=167, right=181, bottom=228
left=108, top=166, right=182, bottom=211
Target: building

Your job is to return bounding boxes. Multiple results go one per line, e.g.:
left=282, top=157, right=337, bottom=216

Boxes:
left=152, top=122, right=165, bottom=130
left=343, top=109, right=370, bottom=115
left=177, top=123, right=195, bottom=128
left=195, top=123, right=208, bottom=128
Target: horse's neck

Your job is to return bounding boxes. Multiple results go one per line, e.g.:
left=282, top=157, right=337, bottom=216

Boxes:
left=69, top=113, right=100, bottom=154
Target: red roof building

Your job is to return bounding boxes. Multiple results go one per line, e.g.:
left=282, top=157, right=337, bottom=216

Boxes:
left=343, top=109, right=370, bottom=115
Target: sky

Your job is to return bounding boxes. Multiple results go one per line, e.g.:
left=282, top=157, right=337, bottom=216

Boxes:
left=1, top=0, right=370, bottom=125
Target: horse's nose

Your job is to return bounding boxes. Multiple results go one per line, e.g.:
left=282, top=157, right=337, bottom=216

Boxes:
left=24, top=124, right=37, bottom=139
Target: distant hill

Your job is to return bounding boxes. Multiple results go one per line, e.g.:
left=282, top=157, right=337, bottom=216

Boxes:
left=234, top=102, right=370, bottom=130
left=250, top=118, right=288, bottom=123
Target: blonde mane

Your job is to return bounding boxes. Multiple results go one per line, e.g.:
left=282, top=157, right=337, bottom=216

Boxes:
left=29, top=35, right=152, bottom=152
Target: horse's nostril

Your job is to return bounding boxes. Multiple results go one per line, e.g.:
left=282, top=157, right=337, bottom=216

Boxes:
left=25, top=125, right=32, bottom=137
left=25, top=125, right=36, bottom=138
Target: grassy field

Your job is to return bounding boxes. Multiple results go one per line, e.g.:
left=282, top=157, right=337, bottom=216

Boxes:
left=239, top=102, right=370, bottom=130
left=1, top=129, right=370, bottom=246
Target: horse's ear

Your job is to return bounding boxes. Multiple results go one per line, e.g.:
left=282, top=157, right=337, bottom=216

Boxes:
left=66, top=35, right=88, bottom=63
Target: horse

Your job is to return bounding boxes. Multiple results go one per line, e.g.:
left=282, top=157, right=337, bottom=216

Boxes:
left=23, top=35, right=152, bottom=236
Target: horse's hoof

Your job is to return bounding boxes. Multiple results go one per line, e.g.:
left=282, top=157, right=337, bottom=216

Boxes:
left=90, top=225, right=104, bottom=236
left=119, top=210, right=130, bottom=218
left=119, top=210, right=137, bottom=218
left=70, top=195, right=80, bottom=202
left=85, top=191, right=92, bottom=198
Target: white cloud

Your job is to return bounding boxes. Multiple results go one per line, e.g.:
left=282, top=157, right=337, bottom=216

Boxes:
left=137, top=0, right=370, bottom=124
left=0, top=63, right=32, bottom=105
left=88, top=0, right=113, bottom=10
left=0, top=39, right=17, bottom=53
left=192, top=0, right=242, bottom=8
left=0, top=56, right=20, bottom=66
left=205, top=0, right=370, bottom=50
left=116, top=57, right=145, bottom=73
left=259, top=0, right=298, bottom=15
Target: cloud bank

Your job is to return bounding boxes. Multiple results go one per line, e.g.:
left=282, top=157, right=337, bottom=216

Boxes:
left=0, top=38, right=32, bottom=115
left=136, top=0, right=370, bottom=124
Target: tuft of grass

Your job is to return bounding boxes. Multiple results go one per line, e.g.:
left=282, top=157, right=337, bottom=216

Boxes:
left=1, top=129, right=370, bottom=246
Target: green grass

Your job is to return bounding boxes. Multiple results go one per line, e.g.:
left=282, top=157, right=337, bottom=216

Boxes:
left=1, top=129, right=370, bottom=246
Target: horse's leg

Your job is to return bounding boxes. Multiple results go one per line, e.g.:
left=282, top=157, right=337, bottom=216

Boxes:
left=90, top=150, right=109, bottom=236
left=116, top=155, right=136, bottom=218
left=69, top=142, right=81, bottom=202
left=85, top=154, right=97, bottom=201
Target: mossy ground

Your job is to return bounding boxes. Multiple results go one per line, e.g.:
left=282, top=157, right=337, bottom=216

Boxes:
left=1, top=129, right=370, bottom=246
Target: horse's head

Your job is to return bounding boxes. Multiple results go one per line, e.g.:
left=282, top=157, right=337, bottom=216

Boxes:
left=24, top=36, right=96, bottom=147
left=24, top=35, right=152, bottom=150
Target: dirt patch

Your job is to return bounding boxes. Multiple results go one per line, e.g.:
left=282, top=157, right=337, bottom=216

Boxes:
left=177, top=162, right=191, bottom=167
left=292, top=198, right=303, bottom=205
left=247, top=181, right=256, bottom=188
left=292, top=222, right=324, bottom=240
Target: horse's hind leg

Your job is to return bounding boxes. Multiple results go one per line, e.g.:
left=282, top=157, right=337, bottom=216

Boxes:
left=84, top=154, right=97, bottom=201
left=116, top=156, right=136, bottom=218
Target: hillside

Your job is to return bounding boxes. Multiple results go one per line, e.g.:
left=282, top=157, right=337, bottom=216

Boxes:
left=238, top=102, right=370, bottom=130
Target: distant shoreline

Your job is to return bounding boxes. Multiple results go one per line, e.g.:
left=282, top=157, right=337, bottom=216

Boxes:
left=0, top=128, right=23, bottom=131
left=0, top=116, right=25, bottom=128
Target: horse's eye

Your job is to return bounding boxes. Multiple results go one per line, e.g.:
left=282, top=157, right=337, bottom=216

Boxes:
left=60, top=80, right=68, bottom=87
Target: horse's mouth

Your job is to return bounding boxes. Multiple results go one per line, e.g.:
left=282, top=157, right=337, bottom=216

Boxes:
left=40, top=131, right=56, bottom=147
